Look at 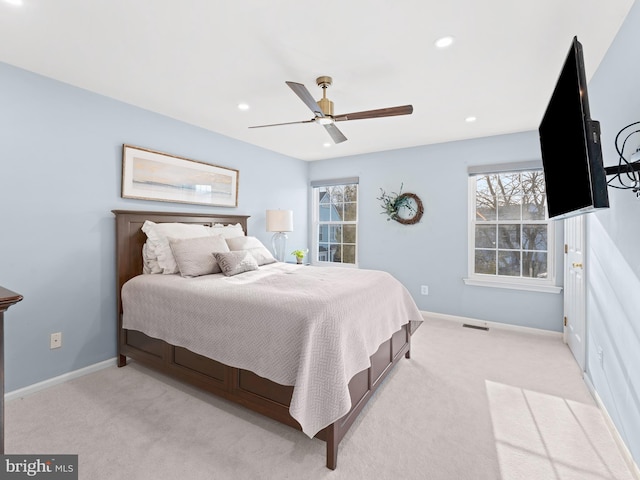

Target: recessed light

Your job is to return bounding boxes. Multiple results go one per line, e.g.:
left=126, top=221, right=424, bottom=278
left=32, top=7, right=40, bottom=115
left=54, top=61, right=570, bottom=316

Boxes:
left=4, top=0, right=23, bottom=5
left=323, top=142, right=331, bottom=148
left=465, top=116, right=477, bottom=123
left=237, top=103, right=250, bottom=111
left=435, top=36, right=454, bottom=49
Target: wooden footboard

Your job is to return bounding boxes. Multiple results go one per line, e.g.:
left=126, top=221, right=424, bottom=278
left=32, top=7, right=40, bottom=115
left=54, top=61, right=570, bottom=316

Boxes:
left=118, top=322, right=410, bottom=469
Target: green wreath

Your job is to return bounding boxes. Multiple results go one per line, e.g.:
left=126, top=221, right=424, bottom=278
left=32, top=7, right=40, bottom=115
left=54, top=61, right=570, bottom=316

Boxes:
left=377, top=184, right=424, bottom=225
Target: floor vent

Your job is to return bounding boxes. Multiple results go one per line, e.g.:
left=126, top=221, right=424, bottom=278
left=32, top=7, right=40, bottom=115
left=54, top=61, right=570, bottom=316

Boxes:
left=462, top=323, right=489, bottom=331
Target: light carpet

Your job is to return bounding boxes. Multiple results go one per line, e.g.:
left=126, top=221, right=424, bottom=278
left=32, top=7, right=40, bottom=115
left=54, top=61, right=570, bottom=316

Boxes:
left=5, top=317, right=636, bottom=480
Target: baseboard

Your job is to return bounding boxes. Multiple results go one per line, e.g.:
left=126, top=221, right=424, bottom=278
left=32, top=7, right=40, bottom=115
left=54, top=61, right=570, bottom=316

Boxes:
left=583, top=375, right=640, bottom=480
left=5, top=357, right=118, bottom=402
left=420, top=310, right=563, bottom=338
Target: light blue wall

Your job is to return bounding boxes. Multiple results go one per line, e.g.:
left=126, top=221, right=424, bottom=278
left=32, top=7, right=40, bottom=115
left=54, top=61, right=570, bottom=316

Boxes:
left=309, top=132, right=564, bottom=331
left=584, top=0, right=640, bottom=465
left=0, top=62, right=308, bottom=392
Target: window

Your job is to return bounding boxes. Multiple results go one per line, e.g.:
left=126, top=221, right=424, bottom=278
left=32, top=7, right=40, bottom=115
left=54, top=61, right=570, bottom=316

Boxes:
left=465, top=164, right=560, bottom=293
left=311, top=178, right=358, bottom=265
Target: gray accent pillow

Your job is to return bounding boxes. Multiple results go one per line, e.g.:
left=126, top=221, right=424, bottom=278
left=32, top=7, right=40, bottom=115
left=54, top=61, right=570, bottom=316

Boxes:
left=168, top=235, right=230, bottom=277
left=213, top=250, right=259, bottom=277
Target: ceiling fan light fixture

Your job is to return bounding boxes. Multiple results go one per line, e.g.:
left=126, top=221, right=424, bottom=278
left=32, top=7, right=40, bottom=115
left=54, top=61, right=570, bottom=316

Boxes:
left=316, top=117, right=334, bottom=125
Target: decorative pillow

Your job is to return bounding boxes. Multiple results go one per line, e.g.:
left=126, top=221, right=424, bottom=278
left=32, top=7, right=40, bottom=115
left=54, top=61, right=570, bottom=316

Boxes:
left=169, top=235, right=230, bottom=277
left=225, top=236, right=277, bottom=266
left=213, top=251, right=259, bottom=277
left=211, top=223, right=245, bottom=239
left=141, top=220, right=216, bottom=274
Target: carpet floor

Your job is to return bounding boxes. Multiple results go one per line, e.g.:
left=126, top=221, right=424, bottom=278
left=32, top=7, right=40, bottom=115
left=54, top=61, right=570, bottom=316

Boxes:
left=5, top=317, right=636, bottom=479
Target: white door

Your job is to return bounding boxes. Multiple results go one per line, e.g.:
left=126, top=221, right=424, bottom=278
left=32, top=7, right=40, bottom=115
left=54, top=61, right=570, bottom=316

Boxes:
left=564, top=215, right=586, bottom=370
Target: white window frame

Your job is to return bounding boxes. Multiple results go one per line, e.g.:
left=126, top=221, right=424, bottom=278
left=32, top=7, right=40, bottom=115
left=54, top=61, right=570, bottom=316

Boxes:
left=310, top=178, right=359, bottom=267
left=464, top=163, right=561, bottom=294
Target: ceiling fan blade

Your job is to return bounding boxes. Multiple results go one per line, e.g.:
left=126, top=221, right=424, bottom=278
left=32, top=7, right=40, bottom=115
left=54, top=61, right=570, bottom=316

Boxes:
left=249, top=119, right=315, bottom=129
left=333, top=105, right=413, bottom=122
left=324, top=123, right=347, bottom=144
left=286, top=81, right=324, bottom=117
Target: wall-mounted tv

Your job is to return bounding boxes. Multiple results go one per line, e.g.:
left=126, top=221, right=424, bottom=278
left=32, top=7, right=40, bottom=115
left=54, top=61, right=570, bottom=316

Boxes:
left=539, top=36, right=609, bottom=220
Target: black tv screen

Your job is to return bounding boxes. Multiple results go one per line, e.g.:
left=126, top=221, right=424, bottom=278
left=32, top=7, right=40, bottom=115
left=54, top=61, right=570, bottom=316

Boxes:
left=539, top=36, right=609, bottom=219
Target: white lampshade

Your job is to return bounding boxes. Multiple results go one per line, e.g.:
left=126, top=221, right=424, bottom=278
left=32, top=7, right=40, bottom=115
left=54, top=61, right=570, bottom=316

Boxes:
left=266, top=210, right=293, bottom=232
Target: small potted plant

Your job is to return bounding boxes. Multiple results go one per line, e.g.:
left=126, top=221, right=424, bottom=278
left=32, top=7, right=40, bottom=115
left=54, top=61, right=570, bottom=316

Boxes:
left=291, top=249, right=308, bottom=264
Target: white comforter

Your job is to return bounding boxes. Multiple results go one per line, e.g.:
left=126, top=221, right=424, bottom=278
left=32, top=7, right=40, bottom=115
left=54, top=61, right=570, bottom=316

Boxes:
left=121, top=262, right=422, bottom=437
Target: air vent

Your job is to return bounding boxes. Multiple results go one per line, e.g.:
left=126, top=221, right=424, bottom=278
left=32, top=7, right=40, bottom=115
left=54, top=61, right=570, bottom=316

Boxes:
left=462, top=323, right=489, bottom=331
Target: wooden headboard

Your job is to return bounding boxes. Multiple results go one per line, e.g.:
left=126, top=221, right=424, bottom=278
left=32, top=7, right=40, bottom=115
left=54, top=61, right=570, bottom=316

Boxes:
left=112, top=210, right=250, bottom=317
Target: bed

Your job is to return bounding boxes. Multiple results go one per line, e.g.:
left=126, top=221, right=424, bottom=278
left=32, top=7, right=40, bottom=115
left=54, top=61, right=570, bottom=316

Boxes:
left=113, top=209, right=422, bottom=469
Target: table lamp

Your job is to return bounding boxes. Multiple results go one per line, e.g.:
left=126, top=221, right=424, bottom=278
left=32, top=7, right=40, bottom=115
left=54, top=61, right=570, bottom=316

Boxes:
left=266, top=210, right=293, bottom=262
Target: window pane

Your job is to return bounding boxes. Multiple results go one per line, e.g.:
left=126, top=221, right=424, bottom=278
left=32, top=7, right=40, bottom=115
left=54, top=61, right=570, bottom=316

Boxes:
left=344, top=202, right=357, bottom=221
left=522, top=251, right=548, bottom=278
left=343, top=224, right=356, bottom=243
left=522, top=200, right=546, bottom=220
left=475, top=224, right=496, bottom=249
left=498, top=225, right=520, bottom=249
left=342, top=244, right=356, bottom=264
left=522, top=171, right=547, bottom=220
left=343, top=185, right=357, bottom=202
left=329, top=244, right=342, bottom=262
left=495, top=173, right=521, bottom=220
left=318, top=243, right=329, bottom=261
left=475, top=249, right=496, bottom=274
left=319, top=204, right=331, bottom=222
left=522, top=224, right=547, bottom=251
left=331, top=202, right=344, bottom=221
left=318, top=225, right=328, bottom=242
left=329, top=185, right=343, bottom=203
left=475, top=175, right=497, bottom=221
left=318, top=187, right=330, bottom=204
left=498, top=195, right=522, bottom=220
left=329, top=225, right=342, bottom=242
left=498, top=251, right=521, bottom=276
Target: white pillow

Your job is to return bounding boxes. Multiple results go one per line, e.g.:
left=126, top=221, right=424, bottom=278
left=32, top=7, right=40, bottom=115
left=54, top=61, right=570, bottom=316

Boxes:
left=169, top=235, right=230, bottom=277
left=211, top=223, right=245, bottom=239
left=225, top=236, right=277, bottom=266
left=142, top=242, right=162, bottom=274
left=141, top=220, right=215, bottom=274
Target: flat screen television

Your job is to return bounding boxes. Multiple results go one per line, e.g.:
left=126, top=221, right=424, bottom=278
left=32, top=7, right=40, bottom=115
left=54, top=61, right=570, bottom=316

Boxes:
left=539, top=36, right=609, bottom=219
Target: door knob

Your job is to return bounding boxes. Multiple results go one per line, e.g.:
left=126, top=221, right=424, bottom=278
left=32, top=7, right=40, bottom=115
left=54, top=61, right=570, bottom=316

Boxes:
left=572, top=262, right=583, bottom=268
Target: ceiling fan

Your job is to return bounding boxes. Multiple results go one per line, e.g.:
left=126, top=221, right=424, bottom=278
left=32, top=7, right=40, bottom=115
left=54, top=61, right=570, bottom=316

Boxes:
left=248, top=76, right=413, bottom=144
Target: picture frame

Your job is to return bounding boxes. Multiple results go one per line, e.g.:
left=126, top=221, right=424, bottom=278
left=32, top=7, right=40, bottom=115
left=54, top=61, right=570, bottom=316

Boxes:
left=121, top=145, right=239, bottom=208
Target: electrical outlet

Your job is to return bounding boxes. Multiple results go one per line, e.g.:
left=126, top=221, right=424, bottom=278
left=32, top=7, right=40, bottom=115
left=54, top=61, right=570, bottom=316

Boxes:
left=50, top=332, right=62, bottom=349
left=420, top=285, right=429, bottom=295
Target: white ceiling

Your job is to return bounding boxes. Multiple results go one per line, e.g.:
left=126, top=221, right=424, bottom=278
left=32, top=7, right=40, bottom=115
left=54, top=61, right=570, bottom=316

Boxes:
left=0, top=0, right=634, bottom=161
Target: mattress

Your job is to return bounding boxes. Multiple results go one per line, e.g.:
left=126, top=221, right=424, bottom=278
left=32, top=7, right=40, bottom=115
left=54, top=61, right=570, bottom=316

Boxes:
left=121, top=262, right=422, bottom=437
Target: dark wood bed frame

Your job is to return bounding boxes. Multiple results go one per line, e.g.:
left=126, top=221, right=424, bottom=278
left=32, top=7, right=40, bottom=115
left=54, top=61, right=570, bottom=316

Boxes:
left=113, top=209, right=411, bottom=469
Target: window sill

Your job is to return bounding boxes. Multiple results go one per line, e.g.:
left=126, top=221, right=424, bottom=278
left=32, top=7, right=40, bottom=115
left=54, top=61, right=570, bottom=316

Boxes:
left=463, top=277, right=562, bottom=294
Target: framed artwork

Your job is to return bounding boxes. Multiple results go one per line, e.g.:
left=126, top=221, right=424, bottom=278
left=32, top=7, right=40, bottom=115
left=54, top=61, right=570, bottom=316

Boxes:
left=121, top=145, right=239, bottom=207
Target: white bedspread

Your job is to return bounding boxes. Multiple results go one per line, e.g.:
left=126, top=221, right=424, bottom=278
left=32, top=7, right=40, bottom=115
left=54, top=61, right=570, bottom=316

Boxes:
left=121, top=263, right=422, bottom=437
